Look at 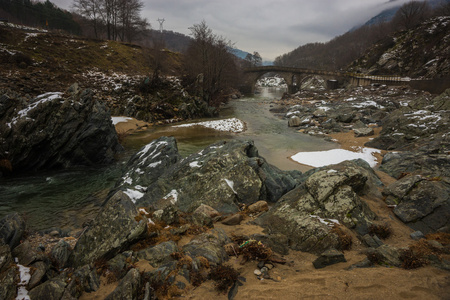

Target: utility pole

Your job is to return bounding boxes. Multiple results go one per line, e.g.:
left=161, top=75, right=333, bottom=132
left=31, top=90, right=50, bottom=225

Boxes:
left=157, top=18, right=165, bottom=33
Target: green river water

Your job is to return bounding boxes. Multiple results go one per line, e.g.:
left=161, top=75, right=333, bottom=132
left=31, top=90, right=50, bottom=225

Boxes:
left=0, top=87, right=336, bottom=231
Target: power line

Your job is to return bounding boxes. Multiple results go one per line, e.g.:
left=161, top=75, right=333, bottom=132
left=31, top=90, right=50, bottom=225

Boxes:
left=157, top=18, right=164, bottom=32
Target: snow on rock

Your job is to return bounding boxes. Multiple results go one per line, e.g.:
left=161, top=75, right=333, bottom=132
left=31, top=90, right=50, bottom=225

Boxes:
left=224, top=178, right=237, bottom=194
left=189, top=161, right=201, bottom=168
left=291, top=148, right=381, bottom=168
left=163, top=189, right=179, bottom=205
left=124, top=188, right=144, bottom=203
left=173, top=118, right=245, bottom=133
left=309, top=215, right=341, bottom=227
left=111, top=116, right=132, bottom=125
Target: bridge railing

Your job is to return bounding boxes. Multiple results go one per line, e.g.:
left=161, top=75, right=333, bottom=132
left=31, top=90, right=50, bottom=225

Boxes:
left=344, top=72, right=411, bottom=82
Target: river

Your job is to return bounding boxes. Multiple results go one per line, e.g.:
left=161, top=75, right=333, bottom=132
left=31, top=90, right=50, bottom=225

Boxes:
left=0, top=87, right=336, bottom=231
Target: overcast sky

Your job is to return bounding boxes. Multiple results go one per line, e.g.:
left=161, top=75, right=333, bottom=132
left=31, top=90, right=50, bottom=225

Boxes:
left=53, top=0, right=414, bottom=61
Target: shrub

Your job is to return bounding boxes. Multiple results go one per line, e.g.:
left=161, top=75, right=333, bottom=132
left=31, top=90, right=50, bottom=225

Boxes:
left=369, top=223, right=392, bottom=239
left=208, top=264, right=239, bottom=293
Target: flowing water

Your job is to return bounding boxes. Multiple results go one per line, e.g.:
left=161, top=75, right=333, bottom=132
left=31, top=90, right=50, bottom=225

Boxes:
left=0, top=87, right=337, bottom=231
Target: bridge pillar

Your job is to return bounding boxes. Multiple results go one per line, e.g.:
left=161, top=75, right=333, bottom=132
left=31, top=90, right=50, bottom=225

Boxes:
left=288, top=85, right=299, bottom=94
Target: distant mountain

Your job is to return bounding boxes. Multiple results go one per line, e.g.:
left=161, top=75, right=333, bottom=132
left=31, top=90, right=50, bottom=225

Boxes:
left=230, top=48, right=250, bottom=59
left=361, top=0, right=448, bottom=28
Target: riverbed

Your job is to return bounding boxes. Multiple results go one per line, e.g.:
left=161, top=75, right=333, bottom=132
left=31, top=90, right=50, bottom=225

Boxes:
left=0, top=87, right=337, bottom=231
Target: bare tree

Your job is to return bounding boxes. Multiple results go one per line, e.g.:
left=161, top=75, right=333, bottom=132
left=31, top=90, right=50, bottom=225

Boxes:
left=392, top=1, right=431, bottom=30
left=73, top=0, right=102, bottom=38
left=183, top=21, right=238, bottom=106
left=73, top=0, right=148, bottom=42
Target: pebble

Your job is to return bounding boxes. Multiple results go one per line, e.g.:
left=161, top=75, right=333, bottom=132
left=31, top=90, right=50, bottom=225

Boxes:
left=257, top=261, right=265, bottom=269
left=254, top=269, right=262, bottom=276
left=265, top=263, right=274, bottom=270
left=261, top=267, right=268, bottom=273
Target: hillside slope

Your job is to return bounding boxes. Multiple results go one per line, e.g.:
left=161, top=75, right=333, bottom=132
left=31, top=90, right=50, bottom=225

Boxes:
left=347, top=16, right=450, bottom=79
left=0, top=22, right=182, bottom=97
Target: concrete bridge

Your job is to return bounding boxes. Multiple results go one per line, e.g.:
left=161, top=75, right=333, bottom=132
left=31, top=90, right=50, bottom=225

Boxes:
left=241, top=66, right=417, bottom=94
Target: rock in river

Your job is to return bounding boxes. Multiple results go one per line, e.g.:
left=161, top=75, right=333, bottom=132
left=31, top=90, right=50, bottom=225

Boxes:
left=0, top=87, right=123, bottom=175
left=68, top=190, right=147, bottom=268
left=137, top=139, right=301, bottom=213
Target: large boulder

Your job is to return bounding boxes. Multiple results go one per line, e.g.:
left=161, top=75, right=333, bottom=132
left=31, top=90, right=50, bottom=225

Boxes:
left=0, top=265, right=19, bottom=300
left=0, top=212, right=26, bottom=250
left=380, top=151, right=450, bottom=179
left=384, top=175, right=449, bottom=234
left=381, top=151, right=450, bottom=234
left=137, top=140, right=300, bottom=213
left=68, top=190, right=147, bottom=268
left=0, top=88, right=123, bottom=175
left=255, top=160, right=378, bottom=253
left=137, top=241, right=179, bottom=268
left=182, top=229, right=231, bottom=266
left=105, top=268, right=141, bottom=300
left=114, top=136, right=181, bottom=203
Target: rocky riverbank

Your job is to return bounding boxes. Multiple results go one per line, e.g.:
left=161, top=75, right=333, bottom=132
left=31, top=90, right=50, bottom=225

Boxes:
left=1, top=123, right=449, bottom=299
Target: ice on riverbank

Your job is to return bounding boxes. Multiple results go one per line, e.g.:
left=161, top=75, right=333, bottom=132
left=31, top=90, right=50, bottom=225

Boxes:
left=291, top=147, right=381, bottom=168
left=173, top=118, right=245, bottom=133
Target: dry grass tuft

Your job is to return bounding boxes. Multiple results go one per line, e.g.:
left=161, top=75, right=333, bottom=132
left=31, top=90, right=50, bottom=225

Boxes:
left=208, top=264, right=240, bottom=294
left=369, top=223, right=392, bottom=239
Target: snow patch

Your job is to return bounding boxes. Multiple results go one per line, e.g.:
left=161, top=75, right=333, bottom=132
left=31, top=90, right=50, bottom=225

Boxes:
left=173, top=118, right=245, bottom=133
left=189, top=161, right=201, bottom=168
left=111, top=116, right=132, bottom=125
left=291, top=148, right=381, bottom=168
left=163, top=189, right=179, bottom=204
left=309, top=215, right=340, bottom=227
left=15, top=258, right=31, bottom=300
left=124, top=189, right=144, bottom=203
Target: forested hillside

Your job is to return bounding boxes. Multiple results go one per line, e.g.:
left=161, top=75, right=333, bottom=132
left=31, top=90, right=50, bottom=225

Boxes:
left=274, top=0, right=450, bottom=73
left=0, top=0, right=80, bottom=34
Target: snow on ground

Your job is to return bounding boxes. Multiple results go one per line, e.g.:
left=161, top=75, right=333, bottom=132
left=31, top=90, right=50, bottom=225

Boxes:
left=15, top=258, right=31, bottom=300
left=111, top=116, right=132, bottom=125
left=291, top=148, right=381, bottom=168
left=173, top=118, right=245, bottom=133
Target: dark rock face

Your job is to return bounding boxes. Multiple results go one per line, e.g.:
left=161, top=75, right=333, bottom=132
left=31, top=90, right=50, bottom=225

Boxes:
left=381, top=150, right=450, bottom=234
left=114, top=136, right=181, bottom=203
left=0, top=212, right=26, bottom=249
left=105, top=268, right=141, bottom=300
left=137, top=241, right=179, bottom=268
left=63, top=264, right=100, bottom=299
left=0, top=265, right=19, bottom=300
left=138, top=140, right=300, bottom=213
left=182, top=229, right=231, bottom=265
left=0, top=87, right=123, bottom=175
left=380, top=151, right=450, bottom=179
left=0, top=245, right=13, bottom=273
left=385, top=176, right=450, bottom=234
left=255, top=160, right=378, bottom=253
left=313, top=249, right=347, bottom=269
left=51, top=240, right=71, bottom=269
left=29, top=276, right=67, bottom=300
left=68, top=190, right=147, bottom=268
